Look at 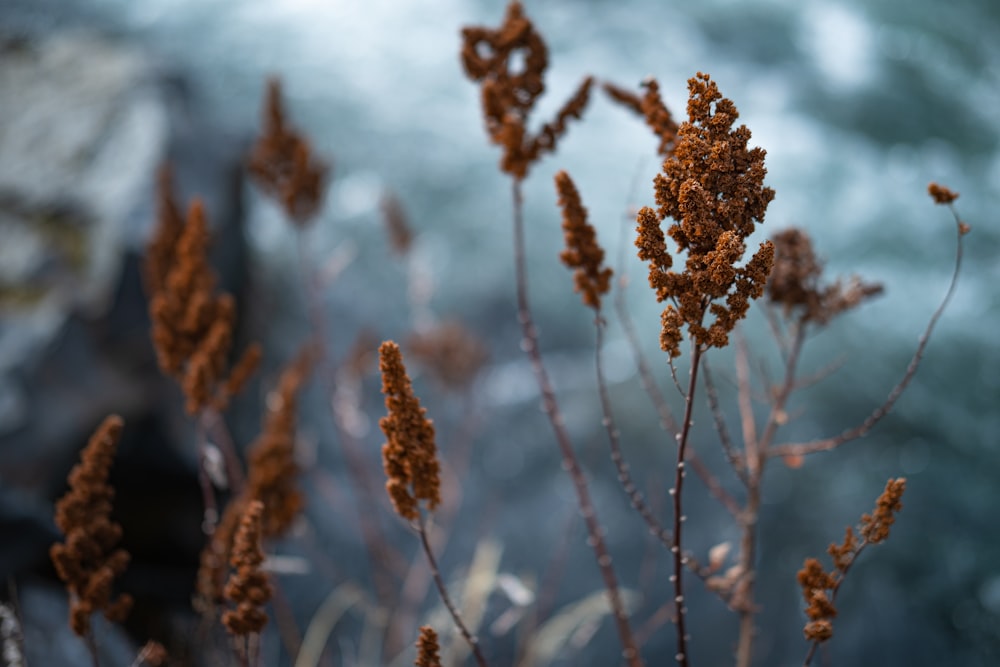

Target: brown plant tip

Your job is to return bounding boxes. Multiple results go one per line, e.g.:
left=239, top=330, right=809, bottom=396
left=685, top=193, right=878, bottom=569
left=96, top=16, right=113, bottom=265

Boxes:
left=248, top=78, right=328, bottom=224
left=246, top=346, right=312, bottom=539
left=860, top=477, right=906, bottom=545
left=602, top=79, right=679, bottom=156
left=637, top=72, right=775, bottom=356
left=415, top=626, right=442, bottom=667
left=407, top=321, right=489, bottom=391
left=461, top=1, right=592, bottom=179
left=555, top=171, right=612, bottom=310
left=145, top=164, right=185, bottom=296
left=797, top=478, right=907, bottom=644
left=222, top=500, right=272, bottom=637
left=146, top=195, right=260, bottom=414
left=50, top=415, right=133, bottom=637
left=378, top=341, right=441, bottom=521
left=768, top=228, right=883, bottom=326
left=380, top=191, right=415, bottom=256
left=927, top=182, right=959, bottom=205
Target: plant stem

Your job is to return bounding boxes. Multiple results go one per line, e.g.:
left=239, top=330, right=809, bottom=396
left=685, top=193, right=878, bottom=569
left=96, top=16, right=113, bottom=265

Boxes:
left=416, top=515, right=488, bottom=667
left=512, top=179, right=643, bottom=666
left=671, top=343, right=702, bottom=667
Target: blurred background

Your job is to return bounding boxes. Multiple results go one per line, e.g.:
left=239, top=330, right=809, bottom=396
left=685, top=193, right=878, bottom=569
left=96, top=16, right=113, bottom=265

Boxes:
left=0, top=0, right=997, bottom=665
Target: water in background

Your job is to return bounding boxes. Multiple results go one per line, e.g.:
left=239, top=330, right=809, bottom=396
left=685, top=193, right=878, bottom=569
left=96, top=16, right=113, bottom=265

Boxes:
left=4, top=0, right=998, bottom=665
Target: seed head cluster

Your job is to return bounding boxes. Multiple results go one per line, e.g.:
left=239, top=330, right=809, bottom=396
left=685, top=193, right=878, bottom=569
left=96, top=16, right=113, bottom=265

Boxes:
left=378, top=341, right=441, bottom=521
left=636, top=72, right=775, bottom=357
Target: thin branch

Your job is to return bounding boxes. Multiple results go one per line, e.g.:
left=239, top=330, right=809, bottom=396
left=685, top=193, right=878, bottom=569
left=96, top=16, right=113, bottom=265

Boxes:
left=701, top=360, right=747, bottom=485
left=417, top=514, right=488, bottom=667
left=595, top=317, right=674, bottom=548
left=768, top=215, right=965, bottom=460
left=670, top=342, right=703, bottom=667
left=512, top=180, right=642, bottom=666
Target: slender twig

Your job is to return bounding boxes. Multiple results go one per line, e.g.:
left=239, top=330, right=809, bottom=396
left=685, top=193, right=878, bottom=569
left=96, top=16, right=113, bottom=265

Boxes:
left=670, top=342, right=702, bottom=667
left=194, top=419, right=219, bottom=535
left=294, top=231, right=403, bottom=614
left=610, top=184, right=735, bottom=516
left=734, top=324, right=804, bottom=667
left=512, top=180, right=643, bottom=666
left=701, top=360, right=747, bottom=485
left=85, top=629, right=100, bottom=667
left=416, top=514, right=488, bottom=667
left=801, top=539, right=874, bottom=666
left=595, top=318, right=673, bottom=548
left=768, top=212, right=965, bottom=460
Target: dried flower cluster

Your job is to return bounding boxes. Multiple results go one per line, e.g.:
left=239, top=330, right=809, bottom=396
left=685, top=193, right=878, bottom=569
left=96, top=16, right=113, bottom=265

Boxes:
left=797, top=478, right=906, bottom=643
left=222, top=500, right=272, bottom=637
left=146, top=172, right=261, bottom=414
left=248, top=78, right=328, bottom=224
left=50, top=415, right=133, bottom=636
left=603, top=78, right=678, bottom=156
left=378, top=341, right=441, bottom=521
left=636, top=72, right=775, bottom=357
left=414, top=626, right=442, bottom=667
left=767, top=228, right=883, bottom=326
left=195, top=350, right=310, bottom=611
left=555, top=170, right=612, bottom=311
left=380, top=191, right=414, bottom=256
left=927, top=182, right=959, bottom=205
left=245, top=346, right=312, bottom=538
left=460, top=1, right=592, bottom=179
left=407, top=321, right=489, bottom=391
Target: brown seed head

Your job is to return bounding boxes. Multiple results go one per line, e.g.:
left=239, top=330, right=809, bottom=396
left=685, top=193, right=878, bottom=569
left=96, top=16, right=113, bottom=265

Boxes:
left=248, top=78, right=328, bottom=225
left=378, top=341, right=441, bottom=520
left=222, top=500, right=272, bottom=637
left=555, top=171, right=613, bottom=311
left=415, top=626, right=442, bottom=667
left=407, top=321, right=489, bottom=391
left=246, top=346, right=312, bottom=539
left=50, top=415, right=133, bottom=636
left=637, top=73, right=775, bottom=356
left=602, top=78, right=679, bottom=156
left=145, top=196, right=260, bottom=414
left=768, top=228, right=883, bottom=326
left=461, top=2, right=592, bottom=179
left=927, top=182, right=959, bottom=205
left=860, top=477, right=905, bottom=545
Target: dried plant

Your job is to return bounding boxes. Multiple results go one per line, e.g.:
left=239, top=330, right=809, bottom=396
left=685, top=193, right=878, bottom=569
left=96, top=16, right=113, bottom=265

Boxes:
left=247, top=78, right=328, bottom=225
left=556, top=170, right=613, bottom=311
left=636, top=72, right=775, bottom=358
left=414, top=626, right=442, bottom=667
left=44, top=6, right=970, bottom=666
left=406, top=321, right=489, bottom=391
left=604, top=78, right=679, bottom=156
left=246, top=346, right=312, bottom=539
left=378, top=340, right=487, bottom=666
left=462, top=5, right=641, bottom=664
left=50, top=415, right=133, bottom=661
left=798, top=478, right=906, bottom=664
left=194, top=348, right=310, bottom=618
left=146, top=183, right=261, bottom=415
left=380, top=191, right=415, bottom=256
left=222, top=500, right=272, bottom=666
left=378, top=340, right=441, bottom=523
left=460, top=1, right=593, bottom=180
left=768, top=228, right=883, bottom=326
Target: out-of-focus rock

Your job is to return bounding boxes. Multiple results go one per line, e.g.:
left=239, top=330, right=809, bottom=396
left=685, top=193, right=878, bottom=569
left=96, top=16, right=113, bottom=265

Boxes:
left=0, top=33, right=169, bottom=435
